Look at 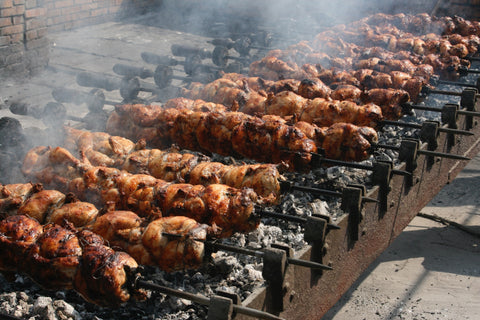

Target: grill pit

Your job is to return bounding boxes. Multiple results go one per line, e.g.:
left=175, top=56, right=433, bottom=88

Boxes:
left=1, top=1, right=480, bottom=319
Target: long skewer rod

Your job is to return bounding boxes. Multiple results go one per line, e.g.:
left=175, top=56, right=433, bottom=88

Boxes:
left=316, top=156, right=411, bottom=176
left=382, top=120, right=474, bottom=136
left=257, top=209, right=341, bottom=230
left=376, top=143, right=471, bottom=160
left=209, top=242, right=333, bottom=270
left=285, top=183, right=378, bottom=203
left=407, top=104, right=480, bottom=117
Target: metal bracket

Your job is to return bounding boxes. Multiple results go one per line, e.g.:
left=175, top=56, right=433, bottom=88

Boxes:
left=341, top=186, right=363, bottom=246
left=371, top=160, right=393, bottom=214
left=398, top=139, right=419, bottom=187
left=207, top=295, right=234, bottom=320
left=304, top=215, right=328, bottom=276
left=304, top=215, right=328, bottom=244
left=262, top=244, right=294, bottom=312
left=441, top=103, right=459, bottom=149
left=461, top=88, right=477, bottom=130
left=419, top=121, right=439, bottom=167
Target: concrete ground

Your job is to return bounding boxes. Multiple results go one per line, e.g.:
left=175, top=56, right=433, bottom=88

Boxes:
left=323, top=156, right=480, bottom=319
left=0, top=15, right=479, bottom=320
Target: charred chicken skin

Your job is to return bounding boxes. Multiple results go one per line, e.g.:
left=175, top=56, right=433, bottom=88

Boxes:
left=0, top=183, right=214, bottom=272
left=182, top=74, right=410, bottom=121
left=22, top=146, right=259, bottom=237
left=107, top=103, right=378, bottom=165
left=62, top=127, right=282, bottom=204
left=107, top=104, right=318, bottom=171
left=0, top=214, right=142, bottom=306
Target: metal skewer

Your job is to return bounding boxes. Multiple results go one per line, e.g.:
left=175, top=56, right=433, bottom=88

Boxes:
left=381, top=120, right=474, bottom=136
left=279, top=181, right=378, bottom=203
left=375, top=143, right=471, bottom=160
left=310, top=154, right=411, bottom=176
left=160, top=232, right=333, bottom=270
left=404, top=103, right=480, bottom=117
left=257, top=208, right=341, bottom=230
left=208, top=241, right=333, bottom=270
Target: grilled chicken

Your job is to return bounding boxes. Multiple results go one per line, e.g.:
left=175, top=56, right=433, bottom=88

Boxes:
left=63, top=127, right=282, bottom=203
left=88, top=211, right=209, bottom=272
left=108, top=104, right=377, bottom=165
left=22, top=146, right=259, bottom=237
left=108, top=104, right=318, bottom=171
left=0, top=214, right=142, bottom=306
left=0, top=183, right=215, bottom=272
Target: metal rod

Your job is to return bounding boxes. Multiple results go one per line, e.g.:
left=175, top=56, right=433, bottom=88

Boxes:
left=0, top=314, right=24, bottom=320
left=423, top=88, right=463, bottom=96
left=467, top=56, right=480, bottom=61
left=258, top=209, right=341, bottom=230
left=382, top=120, right=474, bottom=136
left=436, top=79, right=477, bottom=89
left=408, top=104, right=480, bottom=117
left=160, top=231, right=337, bottom=265
left=376, top=143, right=471, bottom=160
left=286, top=183, right=378, bottom=203
left=137, top=280, right=285, bottom=320
left=316, top=155, right=411, bottom=176
left=210, top=242, right=333, bottom=270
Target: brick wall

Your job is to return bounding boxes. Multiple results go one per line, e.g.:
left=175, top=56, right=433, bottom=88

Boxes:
left=0, top=0, right=156, bottom=78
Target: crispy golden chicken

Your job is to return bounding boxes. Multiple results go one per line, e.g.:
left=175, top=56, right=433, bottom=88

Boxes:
left=62, top=127, right=282, bottom=203
left=0, top=183, right=215, bottom=272
left=108, top=103, right=379, bottom=164
left=264, top=91, right=384, bottom=127
left=22, top=146, right=260, bottom=237
left=0, top=214, right=142, bottom=306
left=108, top=104, right=317, bottom=171
left=182, top=76, right=404, bottom=122
left=88, top=211, right=210, bottom=272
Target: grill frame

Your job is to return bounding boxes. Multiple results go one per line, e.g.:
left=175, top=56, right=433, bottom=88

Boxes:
left=240, top=112, right=480, bottom=319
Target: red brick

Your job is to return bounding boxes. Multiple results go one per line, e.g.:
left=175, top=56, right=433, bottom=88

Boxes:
left=54, top=0, right=73, bottom=8
left=80, top=3, right=97, bottom=10
left=1, top=7, right=16, bottom=16
left=9, top=32, right=22, bottom=42
left=12, top=15, right=22, bottom=24
left=46, top=8, right=60, bottom=17
left=108, top=6, right=119, bottom=14
left=25, top=0, right=35, bottom=9
left=36, top=26, right=46, bottom=37
left=25, top=17, right=45, bottom=30
left=91, top=7, right=108, bottom=16
left=0, top=17, right=10, bottom=27
left=47, top=23, right=64, bottom=32
left=61, top=6, right=80, bottom=15
left=52, top=14, right=70, bottom=24
left=24, top=7, right=45, bottom=18
left=13, top=0, right=24, bottom=5
left=0, top=0, right=13, bottom=9
left=25, top=37, right=47, bottom=49
left=72, top=10, right=89, bottom=20
left=1, top=23, right=23, bottom=35
left=25, top=29, right=36, bottom=40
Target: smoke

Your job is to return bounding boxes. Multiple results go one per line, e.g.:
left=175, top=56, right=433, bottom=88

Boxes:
left=150, top=0, right=441, bottom=44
